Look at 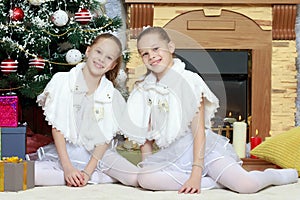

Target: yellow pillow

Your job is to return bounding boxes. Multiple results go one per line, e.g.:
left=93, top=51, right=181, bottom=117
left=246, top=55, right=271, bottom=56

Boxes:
left=250, top=127, right=300, bottom=176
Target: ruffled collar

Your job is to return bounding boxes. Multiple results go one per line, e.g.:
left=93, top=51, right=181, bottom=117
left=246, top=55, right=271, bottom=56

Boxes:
left=139, top=58, right=186, bottom=95
left=143, top=58, right=185, bottom=84
left=69, top=62, right=114, bottom=103
left=121, top=58, right=219, bottom=148
left=124, top=58, right=202, bottom=148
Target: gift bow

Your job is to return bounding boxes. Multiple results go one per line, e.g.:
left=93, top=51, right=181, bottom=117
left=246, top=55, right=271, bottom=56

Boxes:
left=1, top=156, right=23, bottom=163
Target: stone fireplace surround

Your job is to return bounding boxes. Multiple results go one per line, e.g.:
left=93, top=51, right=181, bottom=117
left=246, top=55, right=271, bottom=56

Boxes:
left=125, top=0, right=300, bottom=140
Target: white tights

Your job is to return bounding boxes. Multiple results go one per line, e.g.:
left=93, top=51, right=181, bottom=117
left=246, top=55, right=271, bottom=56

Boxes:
left=35, top=160, right=66, bottom=186
left=35, top=153, right=298, bottom=192
left=137, top=156, right=298, bottom=193
left=207, top=156, right=298, bottom=193
left=138, top=170, right=222, bottom=191
left=35, top=149, right=139, bottom=187
left=101, top=149, right=139, bottom=187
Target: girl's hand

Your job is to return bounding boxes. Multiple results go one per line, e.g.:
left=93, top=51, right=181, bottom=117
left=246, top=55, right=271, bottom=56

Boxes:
left=80, top=174, right=89, bottom=186
left=64, top=166, right=85, bottom=187
left=178, top=176, right=201, bottom=194
left=79, top=170, right=91, bottom=186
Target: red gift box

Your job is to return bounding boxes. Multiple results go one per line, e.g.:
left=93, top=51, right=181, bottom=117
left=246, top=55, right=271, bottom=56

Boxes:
left=0, top=96, right=18, bottom=127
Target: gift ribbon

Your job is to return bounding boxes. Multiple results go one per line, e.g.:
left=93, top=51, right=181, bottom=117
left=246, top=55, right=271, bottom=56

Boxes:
left=0, top=157, right=27, bottom=191
left=23, top=162, right=27, bottom=190
left=0, top=162, right=4, bottom=192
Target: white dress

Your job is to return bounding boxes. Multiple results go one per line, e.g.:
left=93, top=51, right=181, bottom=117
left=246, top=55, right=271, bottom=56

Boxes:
left=34, top=62, right=126, bottom=183
left=120, top=58, right=240, bottom=184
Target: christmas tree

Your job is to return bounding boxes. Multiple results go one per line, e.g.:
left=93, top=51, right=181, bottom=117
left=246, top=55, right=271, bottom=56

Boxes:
left=0, top=0, right=123, bottom=101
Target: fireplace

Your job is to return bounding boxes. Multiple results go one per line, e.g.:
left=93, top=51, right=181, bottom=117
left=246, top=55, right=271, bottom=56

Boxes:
left=125, top=1, right=299, bottom=139
left=175, top=49, right=250, bottom=125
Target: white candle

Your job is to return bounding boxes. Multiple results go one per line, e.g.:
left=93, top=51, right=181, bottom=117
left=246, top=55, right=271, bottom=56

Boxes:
left=232, top=121, right=247, bottom=158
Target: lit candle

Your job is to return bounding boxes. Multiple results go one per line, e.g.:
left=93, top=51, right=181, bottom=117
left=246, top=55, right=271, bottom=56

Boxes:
left=232, top=120, right=247, bottom=158
left=238, top=115, right=242, bottom=121
left=224, top=111, right=237, bottom=124
left=250, top=129, right=262, bottom=159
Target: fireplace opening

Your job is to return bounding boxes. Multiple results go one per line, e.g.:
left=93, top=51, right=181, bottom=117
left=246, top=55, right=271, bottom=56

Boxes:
left=175, top=49, right=251, bottom=133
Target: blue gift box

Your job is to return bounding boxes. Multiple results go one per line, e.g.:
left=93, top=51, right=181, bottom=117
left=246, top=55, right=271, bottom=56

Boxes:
left=0, top=125, right=26, bottom=159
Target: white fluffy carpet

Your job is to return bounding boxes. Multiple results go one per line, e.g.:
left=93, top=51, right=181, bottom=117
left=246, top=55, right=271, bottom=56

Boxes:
left=0, top=179, right=299, bottom=200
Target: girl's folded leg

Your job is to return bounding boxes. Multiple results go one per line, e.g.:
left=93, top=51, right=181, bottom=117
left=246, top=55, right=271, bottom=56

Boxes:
left=101, top=149, right=139, bottom=187
left=206, top=156, right=298, bottom=194
left=35, top=160, right=65, bottom=186
left=137, top=169, right=223, bottom=191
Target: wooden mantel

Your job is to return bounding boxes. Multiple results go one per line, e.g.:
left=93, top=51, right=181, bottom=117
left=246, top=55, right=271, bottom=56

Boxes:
left=125, top=0, right=300, bottom=4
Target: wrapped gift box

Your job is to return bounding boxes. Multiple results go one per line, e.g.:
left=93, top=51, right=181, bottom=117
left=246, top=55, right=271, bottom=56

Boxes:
left=0, top=159, right=34, bottom=192
left=0, top=96, right=19, bottom=127
left=1, top=126, right=26, bottom=159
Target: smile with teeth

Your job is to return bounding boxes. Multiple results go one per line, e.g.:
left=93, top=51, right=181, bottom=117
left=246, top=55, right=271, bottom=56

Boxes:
left=151, top=59, right=161, bottom=66
left=95, top=62, right=104, bottom=69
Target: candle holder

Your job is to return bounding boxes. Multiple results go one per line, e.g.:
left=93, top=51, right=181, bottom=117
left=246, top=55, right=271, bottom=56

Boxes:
left=223, top=117, right=237, bottom=125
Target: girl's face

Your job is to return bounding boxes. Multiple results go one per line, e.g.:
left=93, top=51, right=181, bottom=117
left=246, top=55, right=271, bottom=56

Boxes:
left=138, top=33, right=175, bottom=81
left=85, top=37, right=120, bottom=78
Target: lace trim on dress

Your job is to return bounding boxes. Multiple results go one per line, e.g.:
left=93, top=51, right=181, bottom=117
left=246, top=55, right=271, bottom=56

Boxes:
left=37, top=62, right=124, bottom=151
left=120, top=58, right=219, bottom=148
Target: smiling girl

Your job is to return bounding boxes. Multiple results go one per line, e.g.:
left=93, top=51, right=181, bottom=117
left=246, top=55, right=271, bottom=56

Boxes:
left=33, top=33, right=138, bottom=187
left=121, top=27, right=298, bottom=194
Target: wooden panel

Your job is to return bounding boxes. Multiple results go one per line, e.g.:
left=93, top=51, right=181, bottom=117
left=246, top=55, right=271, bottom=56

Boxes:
left=129, top=4, right=154, bottom=28
left=241, top=158, right=279, bottom=171
left=187, top=20, right=235, bottom=30
left=153, top=5, right=272, bottom=31
left=272, top=5, right=297, bottom=40
left=164, top=10, right=272, bottom=139
left=251, top=48, right=271, bottom=139
left=125, top=0, right=300, bottom=4
left=129, top=4, right=154, bottom=38
left=164, top=10, right=271, bottom=49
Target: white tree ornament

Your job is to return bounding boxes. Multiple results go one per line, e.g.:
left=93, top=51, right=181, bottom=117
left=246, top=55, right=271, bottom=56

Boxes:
left=51, top=10, right=69, bottom=27
left=28, top=0, right=46, bottom=6
left=65, top=49, right=82, bottom=64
